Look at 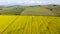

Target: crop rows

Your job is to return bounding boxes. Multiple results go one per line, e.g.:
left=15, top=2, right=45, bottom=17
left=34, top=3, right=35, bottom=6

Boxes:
left=0, top=16, right=60, bottom=34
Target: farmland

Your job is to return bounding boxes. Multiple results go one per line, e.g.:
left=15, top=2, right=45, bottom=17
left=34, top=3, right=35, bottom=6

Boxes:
left=0, top=16, right=60, bottom=34
left=0, top=5, right=60, bottom=34
left=0, top=5, right=60, bottom=16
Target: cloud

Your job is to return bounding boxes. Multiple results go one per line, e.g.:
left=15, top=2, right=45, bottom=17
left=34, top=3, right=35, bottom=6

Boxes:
left=0, top=0, right=60, bottom=5
left=16, top=0, right=60, bottom=5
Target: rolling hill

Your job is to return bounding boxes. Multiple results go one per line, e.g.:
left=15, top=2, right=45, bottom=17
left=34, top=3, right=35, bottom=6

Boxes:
left=0, top=5, right=60, bottom=16
left=21, top=7, right=56, bottom=16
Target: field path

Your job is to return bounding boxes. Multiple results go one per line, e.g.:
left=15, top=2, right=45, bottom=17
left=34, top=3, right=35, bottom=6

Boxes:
left=0, top=16, right=19, bottom=34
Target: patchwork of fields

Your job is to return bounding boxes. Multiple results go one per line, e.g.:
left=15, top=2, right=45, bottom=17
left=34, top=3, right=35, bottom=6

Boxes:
left=0, top=15, right=60, bottom=34
left=0, top=5, right=60, bottom=16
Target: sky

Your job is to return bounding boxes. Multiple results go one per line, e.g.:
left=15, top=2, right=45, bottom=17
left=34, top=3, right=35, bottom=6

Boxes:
left=0, top=0, right=60, bottom=6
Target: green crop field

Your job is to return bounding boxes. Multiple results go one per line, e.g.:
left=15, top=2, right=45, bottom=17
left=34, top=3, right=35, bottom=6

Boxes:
left=0, top=15, right=60, bottom=34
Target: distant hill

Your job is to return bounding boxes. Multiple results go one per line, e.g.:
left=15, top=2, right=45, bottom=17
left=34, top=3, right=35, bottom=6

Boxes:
left=0, top=5, right=60, bottom=16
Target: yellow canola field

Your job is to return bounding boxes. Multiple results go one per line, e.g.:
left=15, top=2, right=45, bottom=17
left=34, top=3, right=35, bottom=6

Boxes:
left=0, top=15, right=17, bottom=33
left=0, top=16, right=60, bottom=34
